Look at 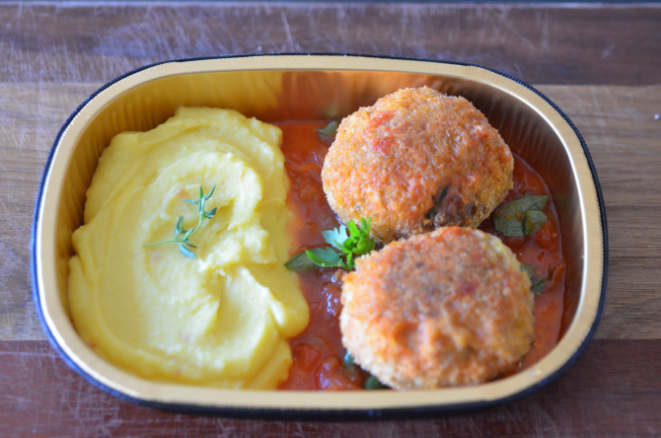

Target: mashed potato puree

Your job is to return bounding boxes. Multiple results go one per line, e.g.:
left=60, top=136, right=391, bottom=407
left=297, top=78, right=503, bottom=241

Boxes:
left=68, top=107, right=309, bottom=389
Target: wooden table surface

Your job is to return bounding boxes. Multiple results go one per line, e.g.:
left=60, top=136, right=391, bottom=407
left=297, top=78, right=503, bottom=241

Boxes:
left=1, top=2, right=660, bottom=437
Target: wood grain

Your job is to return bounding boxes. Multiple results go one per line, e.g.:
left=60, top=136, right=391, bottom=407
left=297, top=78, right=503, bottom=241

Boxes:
left=1, top=3, right=661, bottom=435
left=1, top=340, right=660, bottom=437
left=540, top=85, right=661, bottom=339
left=0, top=3, right=660, bottom=85
left=0, top=83, right=97, bottom=341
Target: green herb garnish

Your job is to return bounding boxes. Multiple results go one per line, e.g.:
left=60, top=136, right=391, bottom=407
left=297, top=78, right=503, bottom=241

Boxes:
left=306, top=247, right=349, bottom=270
left=524, top=210, right=548, bottom=235
left=285, top=217, right=376, bottom=272
left=343, top=352, right=355, bottom=369
left=283, top=251, right=319, bottom=272
left=144, top=185, right=217, bottom=259
left=494, top=193, right=549, bottom=237
left=364, top=376, right=389, bottom=390
left=520, top=263, right=534, bottom=280
left=520, top=263, right=554, bottom=296
left=531, top=278, right=546, bottom=295
left=324, top=217, right=377, bottom=269
left=315, top=121, right=339, bottom=146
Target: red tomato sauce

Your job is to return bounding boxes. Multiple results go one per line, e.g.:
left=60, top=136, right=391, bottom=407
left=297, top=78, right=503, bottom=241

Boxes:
left=278, top=121, right=565, bottom=390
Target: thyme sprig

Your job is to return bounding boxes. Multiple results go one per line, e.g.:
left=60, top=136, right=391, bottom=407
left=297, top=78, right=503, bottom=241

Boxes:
left=144, top=185, right=217, bottom=259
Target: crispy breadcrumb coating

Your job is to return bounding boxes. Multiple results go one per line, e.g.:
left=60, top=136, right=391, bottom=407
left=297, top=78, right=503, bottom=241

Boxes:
left=322, top=87, right=513, bottom=243
left=340, top=227, right=534, bottom=389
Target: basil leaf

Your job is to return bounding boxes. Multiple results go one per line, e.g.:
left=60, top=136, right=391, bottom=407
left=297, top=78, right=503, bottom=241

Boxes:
left=284, top=251, right=319, bottom=272
left=524, top=210, right=548, bottom=235
left=364, top=376, right=388, bottom=390
left=494, top=213, right=525, bottom=237
left=511, top=193, right=548, bottom=212
left=531, top=279, right=545, bottom=295
left=494, top=193, right=549, bottom=237
left=315, top=121, right=339, bottom=145
left=306, top=248, right=346, bottom=269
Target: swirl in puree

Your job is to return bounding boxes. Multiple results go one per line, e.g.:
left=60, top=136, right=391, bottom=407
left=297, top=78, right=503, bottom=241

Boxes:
left=68, top=107, right=309, bottom=389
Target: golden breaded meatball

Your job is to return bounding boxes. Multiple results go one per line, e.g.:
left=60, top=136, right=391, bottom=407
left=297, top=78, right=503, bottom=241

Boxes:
left=322, top=87, right=513, bottom=243
left=340, top=227, right=534, bottom=390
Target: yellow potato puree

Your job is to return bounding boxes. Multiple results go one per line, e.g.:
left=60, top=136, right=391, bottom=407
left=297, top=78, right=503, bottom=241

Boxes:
left=68, top=107, right=309, bottom=389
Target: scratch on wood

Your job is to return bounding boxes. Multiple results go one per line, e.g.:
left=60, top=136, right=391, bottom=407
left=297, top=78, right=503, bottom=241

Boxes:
left=280, top=10, right=298, bottom=52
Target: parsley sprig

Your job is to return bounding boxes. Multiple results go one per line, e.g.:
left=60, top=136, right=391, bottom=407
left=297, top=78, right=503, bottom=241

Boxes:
left=285, top=217, right=376, bottom=272
left=144, top=185, right=217, bottom=259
